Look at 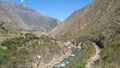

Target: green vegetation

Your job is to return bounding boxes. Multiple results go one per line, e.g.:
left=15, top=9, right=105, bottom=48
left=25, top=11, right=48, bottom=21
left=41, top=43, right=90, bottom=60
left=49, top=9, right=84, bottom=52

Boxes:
left=0, top=33, right=65, bottom=68
left=53, top=0, right=120, bottom=68
left=93, top=39, right=120, bottom=68
left=1, top=37, right=26, bottom=50
left=66, top=41, right=96, bottom=68
left=0, top=0, right=119, bottom=68
left=0, top=33, right=36, bottom=67
left=0, top=33, right=37, bottom=50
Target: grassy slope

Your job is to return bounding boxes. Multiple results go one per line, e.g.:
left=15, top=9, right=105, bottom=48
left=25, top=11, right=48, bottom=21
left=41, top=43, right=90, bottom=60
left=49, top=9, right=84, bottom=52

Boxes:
left=56, top=0, right=120, bottom=40
left=93, top=39, right=120, bottom=68
left=53, top=0, right=120, bottom=67
left=0, top=33, right=66, bottom=68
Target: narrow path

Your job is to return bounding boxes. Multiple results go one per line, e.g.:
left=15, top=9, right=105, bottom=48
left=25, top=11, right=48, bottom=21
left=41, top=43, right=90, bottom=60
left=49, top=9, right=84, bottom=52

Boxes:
left=86, top=43, right=101, bottom=68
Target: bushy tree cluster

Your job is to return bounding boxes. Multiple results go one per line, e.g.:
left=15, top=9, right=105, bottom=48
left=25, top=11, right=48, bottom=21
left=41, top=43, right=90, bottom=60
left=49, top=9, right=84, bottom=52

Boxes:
left=1, top=36, right=26, bottom=50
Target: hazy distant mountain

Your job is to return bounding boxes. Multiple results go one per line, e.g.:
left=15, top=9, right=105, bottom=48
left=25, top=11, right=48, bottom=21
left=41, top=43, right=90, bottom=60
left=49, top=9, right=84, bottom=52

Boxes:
left=50, top=0, right=120, bottom=67
left=0, top=2, right=60, bottom=32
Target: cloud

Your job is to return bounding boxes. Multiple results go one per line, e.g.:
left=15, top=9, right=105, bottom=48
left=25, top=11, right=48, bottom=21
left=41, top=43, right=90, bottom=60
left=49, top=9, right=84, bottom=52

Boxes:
left=21, top=0, right=24, bottom=2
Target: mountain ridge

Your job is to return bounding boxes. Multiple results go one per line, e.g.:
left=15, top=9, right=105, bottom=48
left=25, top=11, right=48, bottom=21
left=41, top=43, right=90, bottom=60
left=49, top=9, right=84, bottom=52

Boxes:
left=0, top=2, right=60, bottom=32
left=50, top=0, right=120, bottom=40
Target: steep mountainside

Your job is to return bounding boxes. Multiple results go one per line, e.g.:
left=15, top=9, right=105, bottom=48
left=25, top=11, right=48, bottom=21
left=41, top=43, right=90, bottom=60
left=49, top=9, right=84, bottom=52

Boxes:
left=50, top=0, right=120, bottom=39
left=50, top=0, right=120, bottom=67
left=0, top=2, right=59, bottom=32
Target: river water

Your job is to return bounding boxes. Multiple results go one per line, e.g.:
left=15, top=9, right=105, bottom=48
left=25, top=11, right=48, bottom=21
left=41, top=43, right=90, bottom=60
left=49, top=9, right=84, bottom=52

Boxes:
left=53, top=45, right=82, bottom=68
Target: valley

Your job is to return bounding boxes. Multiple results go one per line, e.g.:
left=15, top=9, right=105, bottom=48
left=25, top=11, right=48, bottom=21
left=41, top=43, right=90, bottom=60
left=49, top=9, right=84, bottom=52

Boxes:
left=0, top=32, right=98, bottom=68
left=0, top=0, right=120, bottom=68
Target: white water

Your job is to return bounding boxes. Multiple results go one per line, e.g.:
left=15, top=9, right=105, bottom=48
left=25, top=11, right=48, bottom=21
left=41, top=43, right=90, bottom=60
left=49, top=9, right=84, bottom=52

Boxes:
left=53, top=46, right=82, bottom=68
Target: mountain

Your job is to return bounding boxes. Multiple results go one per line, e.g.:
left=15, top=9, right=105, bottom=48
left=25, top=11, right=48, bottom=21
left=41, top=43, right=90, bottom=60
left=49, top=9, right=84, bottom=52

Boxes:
left=0, top=2, right=59, bottom=32
left=51, top=0, right=120, bottom=39
left=0, top=2, right=67, bottom=68
left=50, top=0, right=120, bottom=67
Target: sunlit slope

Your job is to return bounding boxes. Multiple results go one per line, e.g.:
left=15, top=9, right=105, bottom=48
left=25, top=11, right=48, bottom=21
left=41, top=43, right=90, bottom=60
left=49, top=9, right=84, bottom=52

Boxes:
left=0, top=2, right=59, bottom=32
left=51, top=0, right=120, bottom=67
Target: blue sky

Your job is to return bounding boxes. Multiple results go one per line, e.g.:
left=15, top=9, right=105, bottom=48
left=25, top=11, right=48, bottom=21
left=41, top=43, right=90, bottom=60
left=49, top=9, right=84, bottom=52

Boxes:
left=12, top=0, right=93, bottom=21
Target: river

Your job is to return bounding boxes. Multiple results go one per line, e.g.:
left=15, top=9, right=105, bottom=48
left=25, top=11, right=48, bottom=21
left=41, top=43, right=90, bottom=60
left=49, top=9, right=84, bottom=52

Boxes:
left=53, top=44, right=82, bottom=68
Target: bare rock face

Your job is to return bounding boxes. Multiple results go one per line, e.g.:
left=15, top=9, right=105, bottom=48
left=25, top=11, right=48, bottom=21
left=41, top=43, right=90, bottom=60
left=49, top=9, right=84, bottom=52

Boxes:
left=0, top=2, right=60, bottom=32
